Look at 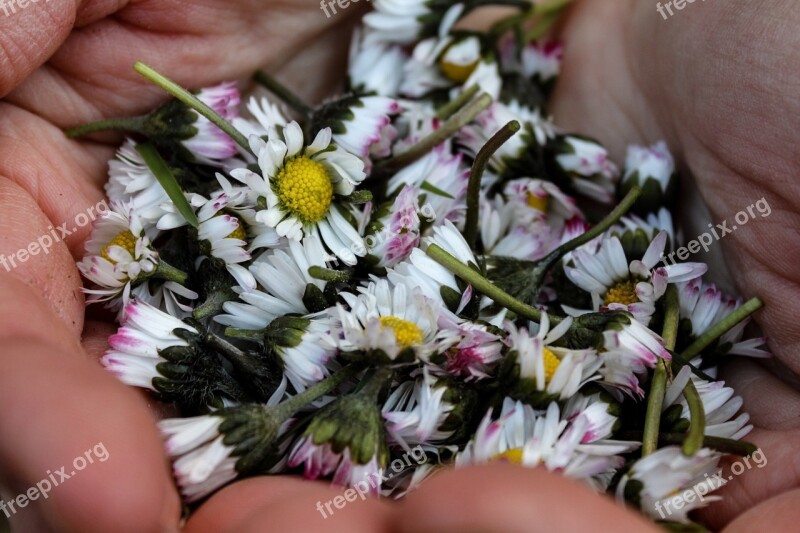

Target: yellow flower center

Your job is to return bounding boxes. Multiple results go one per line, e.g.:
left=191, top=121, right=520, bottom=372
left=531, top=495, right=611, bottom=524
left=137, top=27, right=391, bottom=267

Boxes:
left=224, top=215, right=247, bottom=241
left=440, top=59, right=479, bottom=83
left=101, top=230, right=137, bottom=264
left=603, top=280, right=640, bottom=306
left=379, top=316, right=424, bottom=348
left=526, top=192, right=550, bottom=212
left=542, top=347, right=560, bottom=383
left=492, top=448, right=524, bottom=464
left=275, top=156, right=333, bottom=224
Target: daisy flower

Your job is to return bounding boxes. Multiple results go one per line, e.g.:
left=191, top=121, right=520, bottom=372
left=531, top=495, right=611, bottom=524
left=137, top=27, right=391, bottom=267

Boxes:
left=600, top=316, right=672, bottom=398
left=435, top=313, right=505, bottom=380
left=158, top=175, right=256, bottom=290
left=366, top=185, right=423, bottom=268
left=616, top=446, right=721, bottom=523
left=565, top=231, right=707, bottom=325
left=232, top=95, right=289, bottom=143
left=363, top=0, right=464, bottom=45
left=348, top=27, right=407, bottom=97
left=521, top=40, right=564, bottom=84
left=78, top=202, right=162, bottom=308
left=664, top=365, right=753, bottom=440
left=504, top=316, right=602, bottom=402
left=106, top=139, right=170, bottom=225
left=182, top=82, right=241, bottom=161
left=388, top=220, right=478, bottom=315
left=621, top=141, right=677, bottom=214
left=230, top=122, right=367, bottom=265
left=383, top=371, right=455, bottom=446
left=334, top=279, right=441, bottom=362
left=216, top=235, right=335, bottom=330
left=159, top=380, right=289, bottom=502
left=677, top=279, right=770, bottom=359
left=386, top=143, right=469, bottom=224
left=550, top=135, right=620, bottom=203
left=456, top=399, right=630, bottom=483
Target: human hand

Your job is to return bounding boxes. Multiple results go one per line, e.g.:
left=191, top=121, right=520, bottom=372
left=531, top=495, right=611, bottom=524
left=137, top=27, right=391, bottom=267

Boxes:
left=551, top=0, right=800, bottom=529
left=1, top=0, right=795, bottom=531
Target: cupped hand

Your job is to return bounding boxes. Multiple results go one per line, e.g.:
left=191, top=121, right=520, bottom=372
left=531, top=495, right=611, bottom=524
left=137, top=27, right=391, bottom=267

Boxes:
left=551, top=0, right=800, bottom=530
left=0, top=0, right=796, bottom=531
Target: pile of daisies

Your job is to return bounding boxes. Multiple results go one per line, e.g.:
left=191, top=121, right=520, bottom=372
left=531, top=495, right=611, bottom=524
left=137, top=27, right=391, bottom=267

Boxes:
left=71, top=0, right=768, bottom=527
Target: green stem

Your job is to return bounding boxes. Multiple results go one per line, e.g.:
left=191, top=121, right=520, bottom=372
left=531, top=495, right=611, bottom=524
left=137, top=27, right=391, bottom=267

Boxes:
left=133, top=62, right=252, bottom=154
left=682, top=379, right=706, bottom=456
left=224, top=327, right=265, bottom=341
left=619, top=432, right=757, bottom=457
left=206, top=332, right=262, bottom=377
left=436, top=85, right=480, bottom=120
left=464, top=120, right=521, bottom=248
left=426, top=244, right=559, bottom=324
left=65, top=116, right=148, bottom=139
left=377, top=93, right=493, bottom=173
left=308, top=266, right=351, bottom=283
left=274, top=364, right=361, bottom=420
left=642, top=285, right=679, bottom=456
left=192, top=287, right=237, bottom=320
left=253, top=70, right=313, bottom=118
left=152, top=261, right=189, bottom=285
left=136, top=142, right=199, bottom=228
left=679, top=297, right=763, bottom=361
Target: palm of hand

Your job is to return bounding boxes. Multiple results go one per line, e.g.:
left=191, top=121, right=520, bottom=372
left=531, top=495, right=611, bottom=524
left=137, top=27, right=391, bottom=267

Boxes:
left=0, top=0, right=796, bottom=531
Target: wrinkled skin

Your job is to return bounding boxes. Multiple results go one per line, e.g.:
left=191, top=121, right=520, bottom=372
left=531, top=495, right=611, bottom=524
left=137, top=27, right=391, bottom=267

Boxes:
left=0, top=0, right=797, bottom=531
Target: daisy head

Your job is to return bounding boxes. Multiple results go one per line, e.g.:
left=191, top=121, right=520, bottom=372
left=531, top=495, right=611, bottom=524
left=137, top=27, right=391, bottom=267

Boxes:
left=79, top=201, right=160, bottom=306
left=230, top=122, right=367, bottom=265
left=182, top=82, right=242, bottom=161
left=334, top=279, right=441, bottom=362
left=565, top=231, right=707, bottom=325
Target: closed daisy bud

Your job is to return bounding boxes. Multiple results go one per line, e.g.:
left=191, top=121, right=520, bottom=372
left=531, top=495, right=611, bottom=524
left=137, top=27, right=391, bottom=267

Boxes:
left=383, top=371, right=455, bottom=446
left=348, top=28, right=407, bottom=97
left=620, top=141, right=678, bottom=215
left=547, top=134, right=620, bottom=204
left=288, top=368, right=392, bottom=494
left=159, top=379, right=290, bottom=501
left=312, top=94, right=401, bottom=171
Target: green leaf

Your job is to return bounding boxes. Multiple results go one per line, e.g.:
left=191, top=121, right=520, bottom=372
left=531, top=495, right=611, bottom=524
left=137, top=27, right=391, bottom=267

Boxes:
left=135, top=142, right=199, bottom=228
left=420, top=180, right=455, bottom=199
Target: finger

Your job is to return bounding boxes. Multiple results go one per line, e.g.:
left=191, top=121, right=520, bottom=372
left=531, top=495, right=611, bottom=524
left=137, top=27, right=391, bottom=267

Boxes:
left=395, top=463, right=659, bottom=533
left=0, top=276, right=181, bottom=532
left=0, top=105, right=109, bottom=259
left=7, top=0, right=364, bottom=127
left=723, top=488, right=800, bottom=533
left=723, top=359, right=800, bottom=430
left=185, top=476, right=395, bottom=533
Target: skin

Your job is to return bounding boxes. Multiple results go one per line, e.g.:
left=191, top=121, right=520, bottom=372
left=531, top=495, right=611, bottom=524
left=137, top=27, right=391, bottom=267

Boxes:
left=0, top=0, right=797, bottom=530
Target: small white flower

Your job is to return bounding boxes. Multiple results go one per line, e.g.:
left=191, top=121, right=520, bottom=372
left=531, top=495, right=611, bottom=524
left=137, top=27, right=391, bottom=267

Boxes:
left=106, top=139, right=170, bottom=225
left=623, top=141, right=675, bottom=194
left=554, top=136, right=620, bottom=203
left=78, top=202, right=160, bottom=308
left=363, top=1, right=464, bottom=45
left=232, top=96, right=289, bottom=143
left=506, top=316, right=602, bottom=400
left=183, top=82, right=241, bottom=161
left=102, top=299, right=198, bottom=390
left=230, top=122, right=366, bottom=266
left=664, top=365, right=753, bottom=440
left=565, top=231, right=707, bottom=325
left=601, top=318, right=672, bottom=398
left=216, top=235, right=335, bottom=329
left=349, top=27, right=407, bottom=97
left=334, top=279, right=441, bottom=361
left=333, top=96, right=400, bottom=162
left=367, top=185, right=423, bottom=268
left=383, top=372, right=454, bottom=446
left=521, top=40, right=564, bottom=82
left=435, top=314, right=505, bottom=380
left=616, top=446, right=721, bottom=523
